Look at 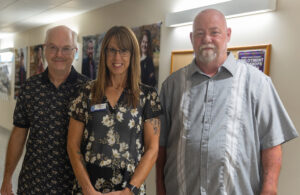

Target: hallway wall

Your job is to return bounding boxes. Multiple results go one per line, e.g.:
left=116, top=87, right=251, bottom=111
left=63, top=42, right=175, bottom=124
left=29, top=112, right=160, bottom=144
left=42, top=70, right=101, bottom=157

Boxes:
left=0, top=0, right=299, bottom=194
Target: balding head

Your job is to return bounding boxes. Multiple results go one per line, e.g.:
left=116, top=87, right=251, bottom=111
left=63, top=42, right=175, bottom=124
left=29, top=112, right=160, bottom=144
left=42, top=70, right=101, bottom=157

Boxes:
left=44, top=25, right=78, bottom=75
left=193, top=9, right=228, bottom=33
left=45, top=25, right=77, bottom=48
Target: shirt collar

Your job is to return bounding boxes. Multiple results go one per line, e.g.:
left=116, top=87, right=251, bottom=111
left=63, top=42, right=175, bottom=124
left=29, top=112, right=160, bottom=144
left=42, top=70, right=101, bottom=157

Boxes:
left=188, top=58, right=202, bottom=77
left=65, top=66, right=78, bottom=84
left=221, top=52, right=237, bottom=76
left=41, top=66, right=78, bottom=84
left=188, top=52, right=237, bottom=78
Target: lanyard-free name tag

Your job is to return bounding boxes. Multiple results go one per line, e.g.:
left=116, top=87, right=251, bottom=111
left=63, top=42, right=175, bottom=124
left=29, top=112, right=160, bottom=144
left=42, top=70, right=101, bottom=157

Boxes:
left=91, top=103, right=107, bottom=112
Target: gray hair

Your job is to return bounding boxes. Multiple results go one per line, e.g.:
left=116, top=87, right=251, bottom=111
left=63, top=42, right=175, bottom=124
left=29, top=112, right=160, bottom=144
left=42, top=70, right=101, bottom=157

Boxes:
left=45, top=25, right=78, bottom=48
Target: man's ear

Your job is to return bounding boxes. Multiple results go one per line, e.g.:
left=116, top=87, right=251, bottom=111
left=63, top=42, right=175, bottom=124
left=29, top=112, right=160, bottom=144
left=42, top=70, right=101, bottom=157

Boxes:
left=190, top=32, right=194, bottom=44
left=226, top=27, right=232, bottom=43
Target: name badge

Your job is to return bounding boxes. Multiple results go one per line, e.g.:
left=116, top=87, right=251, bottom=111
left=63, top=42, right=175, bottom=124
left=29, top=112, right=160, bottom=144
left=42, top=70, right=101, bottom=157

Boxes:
left=91, top=103, right=107, bottom=112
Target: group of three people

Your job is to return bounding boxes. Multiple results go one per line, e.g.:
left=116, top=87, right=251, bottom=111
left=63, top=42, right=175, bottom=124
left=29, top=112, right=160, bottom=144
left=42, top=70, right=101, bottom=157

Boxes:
left=1, top=9, right=298, bottom=195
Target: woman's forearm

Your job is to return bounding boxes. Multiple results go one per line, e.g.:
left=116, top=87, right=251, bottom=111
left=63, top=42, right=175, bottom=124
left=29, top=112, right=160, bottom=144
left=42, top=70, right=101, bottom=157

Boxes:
left=128, top=118, right=160, bottom=188
left=67, top=118, right=97, bottom=194
left=129, top=145, right=158, bottom=187
left=68, top=144, right=95, bottom=194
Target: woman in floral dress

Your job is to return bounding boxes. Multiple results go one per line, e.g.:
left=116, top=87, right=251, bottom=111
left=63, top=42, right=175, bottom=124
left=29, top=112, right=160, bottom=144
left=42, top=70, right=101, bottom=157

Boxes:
left=67, top=26, right=162, bottom=195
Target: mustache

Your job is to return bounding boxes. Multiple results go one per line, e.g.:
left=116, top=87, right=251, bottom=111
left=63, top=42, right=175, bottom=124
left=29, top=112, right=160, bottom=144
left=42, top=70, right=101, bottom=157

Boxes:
left=199, top=44, right=216, bottom=50
left=52, top=57, right=65, bottom=61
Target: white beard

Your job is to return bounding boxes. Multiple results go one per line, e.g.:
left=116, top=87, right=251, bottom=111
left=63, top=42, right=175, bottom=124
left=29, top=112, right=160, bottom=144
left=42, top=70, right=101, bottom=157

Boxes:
left=199, top=50, right=216, bottom=64
left=197, top=44, right=217, bottom=64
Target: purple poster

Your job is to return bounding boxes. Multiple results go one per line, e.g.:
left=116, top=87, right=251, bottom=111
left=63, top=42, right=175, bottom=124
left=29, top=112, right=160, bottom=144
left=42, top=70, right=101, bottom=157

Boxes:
left=238, top=50, right=265, bottom=72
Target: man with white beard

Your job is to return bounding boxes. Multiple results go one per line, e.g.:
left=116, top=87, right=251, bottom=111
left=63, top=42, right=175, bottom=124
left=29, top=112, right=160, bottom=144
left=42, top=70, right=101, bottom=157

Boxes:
left=156, top=9, right=298, bottom=195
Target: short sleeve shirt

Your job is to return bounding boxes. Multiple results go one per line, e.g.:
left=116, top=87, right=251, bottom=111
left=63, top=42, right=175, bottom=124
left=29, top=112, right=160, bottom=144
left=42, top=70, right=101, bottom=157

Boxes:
left=69, top=81, right=162, bottom=194
left=14, top=67, right=88, bottom=194
left=159, top=54, right=298, bottom=195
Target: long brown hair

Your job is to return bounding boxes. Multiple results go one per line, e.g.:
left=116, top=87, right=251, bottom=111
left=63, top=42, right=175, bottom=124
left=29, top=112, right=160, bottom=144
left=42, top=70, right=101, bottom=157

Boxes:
left=91, top=26, right=141, bottom=107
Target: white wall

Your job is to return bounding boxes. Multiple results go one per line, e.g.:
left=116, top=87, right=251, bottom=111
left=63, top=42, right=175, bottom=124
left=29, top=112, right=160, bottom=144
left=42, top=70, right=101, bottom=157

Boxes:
left=1, top=0, right=299, bottom=194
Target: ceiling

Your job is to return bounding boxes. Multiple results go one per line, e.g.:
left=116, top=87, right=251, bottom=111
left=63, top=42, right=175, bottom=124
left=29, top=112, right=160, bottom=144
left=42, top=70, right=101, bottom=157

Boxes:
left=0, top=0, right=122, bottom=38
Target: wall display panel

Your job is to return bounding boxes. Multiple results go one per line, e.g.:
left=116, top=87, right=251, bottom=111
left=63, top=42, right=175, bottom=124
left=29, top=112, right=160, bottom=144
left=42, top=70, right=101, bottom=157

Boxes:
left=14, top=47, right=27, bottom=98
left=82, top=33, right=105, bottom=80
left=29, top=44, right=46, bottom=77
left=132, top=22, right=162, bottom=89
left=170, top=44, right=271, bottom=75
left=0, top=50, right=13, bottom=99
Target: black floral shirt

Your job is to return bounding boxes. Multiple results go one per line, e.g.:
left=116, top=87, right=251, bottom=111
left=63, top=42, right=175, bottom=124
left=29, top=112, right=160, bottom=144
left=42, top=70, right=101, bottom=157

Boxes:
left=13, top=67, right=88, bottom=194
left=69, top=81, right=162, bottom=194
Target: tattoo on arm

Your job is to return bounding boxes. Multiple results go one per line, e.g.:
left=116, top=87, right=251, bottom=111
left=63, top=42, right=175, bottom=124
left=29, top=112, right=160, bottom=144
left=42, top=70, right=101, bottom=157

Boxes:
left=77, top=150, right=85, bottom=165
left=146, top=118, right=161, bottom=135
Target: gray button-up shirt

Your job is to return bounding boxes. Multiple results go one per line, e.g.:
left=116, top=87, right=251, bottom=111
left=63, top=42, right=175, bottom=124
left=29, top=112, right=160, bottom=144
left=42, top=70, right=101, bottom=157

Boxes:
left=159, top=53, right=298, bottom=195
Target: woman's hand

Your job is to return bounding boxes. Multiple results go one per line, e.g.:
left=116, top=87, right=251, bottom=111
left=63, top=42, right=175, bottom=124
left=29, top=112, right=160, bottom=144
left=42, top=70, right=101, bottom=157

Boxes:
left=104, top=188, right=132, bottom=195
left=83, top=188, right=103, bottom=195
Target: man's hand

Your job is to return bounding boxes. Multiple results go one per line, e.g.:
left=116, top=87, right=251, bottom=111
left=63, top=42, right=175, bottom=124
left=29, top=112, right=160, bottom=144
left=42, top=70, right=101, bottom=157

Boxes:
left=0, top=177, right=14, bottom=195
left=1, top=126, right=28, bottom=195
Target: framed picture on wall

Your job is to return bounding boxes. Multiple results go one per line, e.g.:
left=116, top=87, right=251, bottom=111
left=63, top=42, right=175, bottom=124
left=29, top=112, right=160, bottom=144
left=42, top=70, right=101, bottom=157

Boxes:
left=170, top=44, right=271, bottom=75
left=29, top=44, right=46, bottom=77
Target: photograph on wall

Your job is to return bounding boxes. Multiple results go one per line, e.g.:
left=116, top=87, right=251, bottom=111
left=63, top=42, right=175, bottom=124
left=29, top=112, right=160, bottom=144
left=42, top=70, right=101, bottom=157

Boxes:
left=132, top=22, right=162, bottom=89
left=14, top=47, right=27, bottom=98
left=82, top=33, right=105, bottom=80
left=0, top=51, right=13, bottom=98
left=29, top=44, right=46, bottom=77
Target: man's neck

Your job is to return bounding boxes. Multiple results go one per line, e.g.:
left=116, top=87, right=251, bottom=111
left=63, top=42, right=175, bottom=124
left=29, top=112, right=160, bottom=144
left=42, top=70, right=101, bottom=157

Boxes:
left=197, top=63, right=219, bottom=77
left=196, top=56, right=227, bottom=77
left=48, top=67, right=71, bottom=88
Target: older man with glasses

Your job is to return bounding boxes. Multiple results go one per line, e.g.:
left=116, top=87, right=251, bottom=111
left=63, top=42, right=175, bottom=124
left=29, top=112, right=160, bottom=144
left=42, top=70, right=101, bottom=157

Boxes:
left=0, top=25, right=89, bottom=195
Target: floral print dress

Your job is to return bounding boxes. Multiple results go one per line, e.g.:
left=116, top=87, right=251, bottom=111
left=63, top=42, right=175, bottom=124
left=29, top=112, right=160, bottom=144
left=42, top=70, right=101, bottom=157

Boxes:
left=69, top=81, right=162, bottom=194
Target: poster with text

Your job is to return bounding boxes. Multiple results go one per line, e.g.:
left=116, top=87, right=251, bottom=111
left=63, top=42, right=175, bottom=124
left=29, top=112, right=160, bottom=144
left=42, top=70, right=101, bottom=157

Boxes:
left=238, top=50, right=265, bottom=72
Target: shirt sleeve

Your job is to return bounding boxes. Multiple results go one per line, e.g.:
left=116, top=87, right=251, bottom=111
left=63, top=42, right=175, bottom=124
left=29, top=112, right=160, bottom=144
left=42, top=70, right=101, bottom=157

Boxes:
left=142, top=86, right=163, bottom=121
left=69, top=83, right=90, bottom=125
left=257, top=77, right=298, bottom=149
left=13, top=85, right=30, bottom=128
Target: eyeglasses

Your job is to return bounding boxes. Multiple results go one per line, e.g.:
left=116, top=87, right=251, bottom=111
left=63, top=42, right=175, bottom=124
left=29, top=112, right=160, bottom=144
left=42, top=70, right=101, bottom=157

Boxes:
left=45, top=44, right=76, bottom=55
left=106, top=47, right=130, bottom=57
